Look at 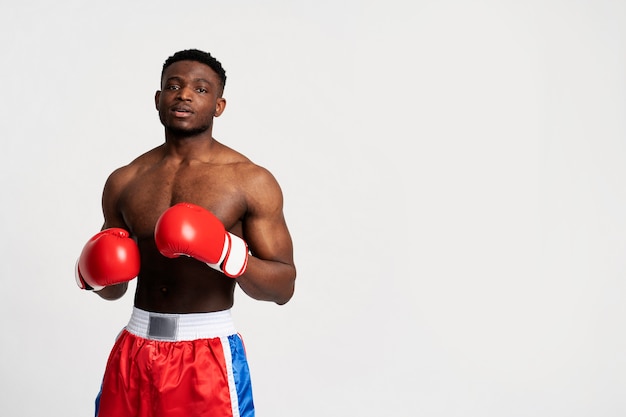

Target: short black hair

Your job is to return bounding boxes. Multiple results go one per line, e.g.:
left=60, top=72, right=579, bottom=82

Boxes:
left=161, top=49, right=227, bottom=94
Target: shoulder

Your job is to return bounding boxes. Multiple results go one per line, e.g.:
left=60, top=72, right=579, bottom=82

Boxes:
left=222, top=145, right=280, bottom=189
left=105, top=146, right=163, bottom=189
left=215, top=141, right=284, bottom=212
left=238, top=161, right=284, bottom=215
left=242, top=162, right=280, bottom=193
left=102, top=147, right=162, bottom=212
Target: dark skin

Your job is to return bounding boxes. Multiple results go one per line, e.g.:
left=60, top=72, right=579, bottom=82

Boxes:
left=94, top=60, right=296, bottom=313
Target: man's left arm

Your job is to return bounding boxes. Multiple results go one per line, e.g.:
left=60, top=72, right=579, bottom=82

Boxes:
left=237, top=169, right=296, bottom=305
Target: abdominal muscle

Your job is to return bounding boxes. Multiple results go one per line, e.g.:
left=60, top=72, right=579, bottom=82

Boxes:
left=133, top=239, right=237, bottom=314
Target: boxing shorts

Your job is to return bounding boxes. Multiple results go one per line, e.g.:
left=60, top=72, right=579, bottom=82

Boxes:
left=94, top=307, right=255, bottom=417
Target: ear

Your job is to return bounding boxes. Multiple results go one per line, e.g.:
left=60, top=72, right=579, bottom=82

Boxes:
left=154, top=90, right=161, bottom=111
left=214, top=97, right=226, bottom=117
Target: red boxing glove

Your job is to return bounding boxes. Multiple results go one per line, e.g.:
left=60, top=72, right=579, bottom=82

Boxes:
left=76, top=228, right=141, bottom=291
left=154, top=202, right=249, bottom=278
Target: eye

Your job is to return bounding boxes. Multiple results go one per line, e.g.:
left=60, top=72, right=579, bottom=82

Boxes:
left=166, top=84, right=180, bottom=90
left=196, top=87, right=208, bottom=93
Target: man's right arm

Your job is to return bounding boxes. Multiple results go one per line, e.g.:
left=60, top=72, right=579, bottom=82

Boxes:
left=78, top=166, right=137, bottom=300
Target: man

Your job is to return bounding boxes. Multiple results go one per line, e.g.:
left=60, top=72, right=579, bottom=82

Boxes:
left=75, top=49, right=296, bottom=417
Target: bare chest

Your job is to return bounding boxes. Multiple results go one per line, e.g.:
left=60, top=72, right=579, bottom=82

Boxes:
left=119, top=163, right=246, bottom=238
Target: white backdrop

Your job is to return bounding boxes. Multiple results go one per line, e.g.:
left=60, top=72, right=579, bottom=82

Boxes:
left=1, top=1, right=625, bottom=416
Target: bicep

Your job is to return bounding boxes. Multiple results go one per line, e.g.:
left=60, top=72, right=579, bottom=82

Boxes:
left=245, top=211, right=294, bottom=264
left=101, top=168, right=130, bottom=230
left=242, top=173, right=294, bottom=265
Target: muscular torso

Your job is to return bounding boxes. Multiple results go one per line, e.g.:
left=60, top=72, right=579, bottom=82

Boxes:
left=109, top=143, right=253, bottom=313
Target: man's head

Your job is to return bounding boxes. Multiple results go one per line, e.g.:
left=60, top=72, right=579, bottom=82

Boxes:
left=156, top=50, right=228, bottom=138
left=161, top=49, right=227, bottom=96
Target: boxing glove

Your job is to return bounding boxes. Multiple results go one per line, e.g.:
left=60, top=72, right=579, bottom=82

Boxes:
left=76, top=228, right=141, bottom=291
left=154, top=203, right=249, bottom=278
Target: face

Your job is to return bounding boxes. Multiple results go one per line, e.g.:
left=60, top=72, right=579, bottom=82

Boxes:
left=155, top=60, right=226, bottom=136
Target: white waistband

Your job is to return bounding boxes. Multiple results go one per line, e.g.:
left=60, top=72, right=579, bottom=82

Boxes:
left=125, top=307, right=237, bottom=341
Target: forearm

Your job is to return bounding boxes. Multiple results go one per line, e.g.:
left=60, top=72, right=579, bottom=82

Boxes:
left=95, top=282, right=129, bottom=300
left=236, top=257, right=296, bottom=305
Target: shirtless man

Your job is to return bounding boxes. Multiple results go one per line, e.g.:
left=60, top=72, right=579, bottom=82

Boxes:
left=76, top=49, right=296, bottom=417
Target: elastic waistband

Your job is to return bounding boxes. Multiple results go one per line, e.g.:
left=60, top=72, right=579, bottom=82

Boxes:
left=125, top=307, right=237, bottom=341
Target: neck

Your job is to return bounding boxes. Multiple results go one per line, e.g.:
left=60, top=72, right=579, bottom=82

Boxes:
left=164, top=123, right=213, bottom=141
left=163, top=131, right=219, bottom=162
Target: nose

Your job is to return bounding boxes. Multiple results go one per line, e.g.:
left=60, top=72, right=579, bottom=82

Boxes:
left=176, top=86, right=193, bottom=101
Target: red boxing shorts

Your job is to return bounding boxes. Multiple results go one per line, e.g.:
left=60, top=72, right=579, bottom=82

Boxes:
left=95, top=307, right=255, bottom=417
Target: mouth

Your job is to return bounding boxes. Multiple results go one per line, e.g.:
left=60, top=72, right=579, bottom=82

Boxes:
left=170, top=105, right=193, bottom=117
